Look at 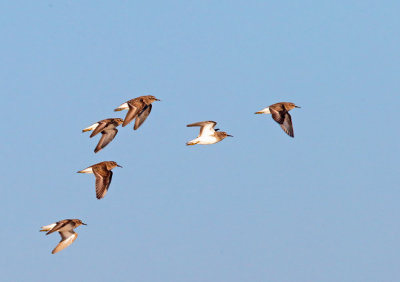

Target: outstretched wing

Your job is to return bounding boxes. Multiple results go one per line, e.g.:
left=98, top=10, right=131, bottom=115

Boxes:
left=134, top=104, right=152, bottom=130
left=270, top=108, right=294, bottom=137
left=52, top=231, right=78, bottom=254
left=280, top=112, right=294, bottom=137
left=187, top=121, right=217, bottom=136
left=45, top=220, right=71, bottom=235
left=122, top=103, right=141, bottom=127
left=270, top=108, right=285, bottom=124
left=94, top=129, right=118, bottom=153
left=90, top=120, right=109, bottom=138
left=93, top=168, right=113, bottom=199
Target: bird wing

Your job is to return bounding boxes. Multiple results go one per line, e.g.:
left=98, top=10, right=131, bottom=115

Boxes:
left=52, top=231, right=78, bottom=254
left=187, top=121, right=217, bottom=136
left=45, top=219, right=71, bottom=235
left=270, top=108, right=285, bottom=124
left=89, top=120, right=108, bottom=138
left=134, top=104, right=152, bottom=130
left=122, top=103, right=141, bottom=127
left=280, top=112, right=294, bottom=137
left=94, top=129, right=118, bottom=153
left=93, top=168, right=113, bottom=199
left=270, top=108, right=294, bottom=137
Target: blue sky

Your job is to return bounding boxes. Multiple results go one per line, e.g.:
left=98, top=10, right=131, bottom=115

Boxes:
left=1, top=1, right=399, bottom=281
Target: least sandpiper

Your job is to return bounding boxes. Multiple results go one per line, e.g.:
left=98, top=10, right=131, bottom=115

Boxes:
left=255, top=102, right=300, bottom=137
left=82, top=118, right=124, bottom=153
left=77, top=161, right=122, bottom=199
left=186, top=121, right=233, bottom=145
left=114, top=95, right=160, bottom=130
left=40, top=219, right=86, bottom=254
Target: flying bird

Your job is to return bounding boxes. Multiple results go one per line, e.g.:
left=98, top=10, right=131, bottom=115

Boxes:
left=255, top=102, right=300, bottom=137
left=40, top=219, right=86, bottom=254
left=114, top=95, right=160, bottom=130
left=77, top=161, right=122, bottom=199
left=186, top=121, right=233, bottom=145
left=82, top=118, right=124, bottom=153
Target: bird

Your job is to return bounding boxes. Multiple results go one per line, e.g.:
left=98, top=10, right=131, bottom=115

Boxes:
left=82, top=118, right=124, bottom=153
left=77, top=161, right=122, bottom=199
left=255, top=102, right=300, bottom=137
left=114, top=95, right=160, bottom=130
left=186, top=121, right=233, bottom=145
left=40, top=219, right=86, bottom=254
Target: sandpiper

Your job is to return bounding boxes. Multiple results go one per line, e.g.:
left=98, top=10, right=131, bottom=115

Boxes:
left=40, top=219, right=86, bottom=254
left=77, top=161, right=122, bottom=199
left=186, top=121, right=233, bottom=145
left=255, top=102, right=300, bottom=137
left=114, top=95, right=160, bottom=130
left=82, top=118, right=124, bottom=153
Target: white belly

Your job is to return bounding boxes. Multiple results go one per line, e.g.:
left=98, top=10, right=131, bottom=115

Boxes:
left=196, top=135, right=219, bottom=145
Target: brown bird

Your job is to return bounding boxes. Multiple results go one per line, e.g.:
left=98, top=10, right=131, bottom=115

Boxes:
left=255, top=102, right=300, bottom=137
left=82, top=118, right=124, bottom=153
left=114, top=95, right=160, bottom=130
left=40, top=219, right=86, bottom=254
left=186, top=121, right=233, bottom=145
left=77, top=161, right=122, bottom=199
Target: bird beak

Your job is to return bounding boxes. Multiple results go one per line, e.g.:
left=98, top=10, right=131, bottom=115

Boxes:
left=82, top=223, right=87, bottom=226
left=295, top=105, right=301, bottom=108
left=254, top=111, right=263, bottom=114
left=227, top=134, right=233, bottom=137
left=117, top=165, right=123, bottom=168
left=156, top=99, right=161, bottom=101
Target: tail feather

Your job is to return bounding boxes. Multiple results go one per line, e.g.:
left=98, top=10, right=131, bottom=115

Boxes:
left=40, top=223, right=56, bottom=232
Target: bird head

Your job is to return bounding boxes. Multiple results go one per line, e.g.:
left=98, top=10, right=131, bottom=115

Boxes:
left=287, top=102, right=301, bottom=110
left=146, top=95, right=161, bottom=102
left=219, top=132, right=233, bottom=139
left=115, top=118, right=124, bottom=125
left=107, top=161, right=123, bottom=170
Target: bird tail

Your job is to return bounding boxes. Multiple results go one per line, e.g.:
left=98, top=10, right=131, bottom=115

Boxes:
left=114, top=102, right=128, bottom=112
left=186, top=141, right=199, bottom=146
left=40, top=223, right=56, bottom=232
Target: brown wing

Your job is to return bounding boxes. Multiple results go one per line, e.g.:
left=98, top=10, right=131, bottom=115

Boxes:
left=122, top=103, right=141, bottom=127
left=134, top=104, right=152, bottom=130
left=270, top=108, right=294, bottom=137
left=94, top=129, right=118, bottom=153
left=52, top=231, right=78, bottom=254
left=269, top=108, right=285, bottom=124
left=280, top=112, right=294, bottom=137
left=46, top=219, right=71, bottom=235
left=90, top=120, right=108, bottom=138
left=93, top=168, right=113, bottom=199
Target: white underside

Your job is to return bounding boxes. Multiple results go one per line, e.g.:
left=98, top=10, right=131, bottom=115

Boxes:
left=189, top=135, right=219, bottom=145
left=115, top=102, right=129, bottom=111
left=80, top=167, right=93, bottom=173
left=258, top=107, right=271, bottom=114
left=83, top=123, right=99, bottom=131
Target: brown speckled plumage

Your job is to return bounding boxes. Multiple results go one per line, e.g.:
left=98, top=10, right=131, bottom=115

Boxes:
left=40, top=219, right=86, bottom=254
left=83, top=118, right=124, bottom=153
left=77, top=161, right=122, bottom=199
left=114, top=95, right=160, bottom=129
left=255, top=102, right=300, bottom=138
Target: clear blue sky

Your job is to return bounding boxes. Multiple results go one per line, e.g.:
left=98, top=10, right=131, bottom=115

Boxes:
left=1, top=1, right=399, bottom=281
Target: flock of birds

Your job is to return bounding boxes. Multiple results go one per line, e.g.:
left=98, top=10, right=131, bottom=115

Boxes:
left=40, top=95, right=301, bottom=254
